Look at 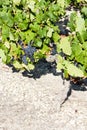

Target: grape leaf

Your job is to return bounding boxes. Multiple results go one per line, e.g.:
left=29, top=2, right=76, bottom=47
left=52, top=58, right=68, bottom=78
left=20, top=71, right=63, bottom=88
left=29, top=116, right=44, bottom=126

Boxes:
left=60, top=37, right=72, bottom=55
left=76, top=14, right=86, bottom=34
left=28, top=0, right=35, bottom=12
left=36, top=41, right=42, bottom=47
left=0, top=49, right=6, bottom=62
left=53, top=32, right=60, bottom=42
left=47, top=28, right=54, bottom=38
left=72, top=43, right=82, bottom=56
left=81, top=7, right=87, bottom=16
left=13, top=61, right=22, bottom=69
left=64, top=60, right=84, bottom=77
left=18, top=21, right=28, bottom=30
left=2, top=25, right=10, bottom=40
left=13, top=0, right=21, bottom=5
left=57, top=55, right=64, bottom=70
left=57, top=0, right=65, bottom=8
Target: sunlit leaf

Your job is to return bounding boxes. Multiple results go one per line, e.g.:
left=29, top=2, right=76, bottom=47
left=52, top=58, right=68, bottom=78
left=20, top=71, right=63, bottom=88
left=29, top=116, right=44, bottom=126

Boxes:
left=60, top=37, right=72, bottom=55
left=0, top=49, right=6, bottom=62
left=76, top=14, right=86, bottom=34
left=64, top=60, right=84, bottom=77
left=53, top=32, right=60, bottom=42
left=47, top=28, right=54, bottom=38
left=13, top=0, right=21, bottom=5
left=13, top=61, right=22, bottom=69
left=28, top=0, right=35, bottom=12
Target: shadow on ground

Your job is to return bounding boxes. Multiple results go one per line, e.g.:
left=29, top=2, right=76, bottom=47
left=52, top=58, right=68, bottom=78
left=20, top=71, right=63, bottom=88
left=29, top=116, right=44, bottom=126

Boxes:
left=8, top=58, right=62, bottom=79
left=10, top=58, right=87, bottom=92
left=62, top=79, right=87, bottom=105
left=22, top=59, right=62, bottom=79
left=8, top=58, right=87, bottom=106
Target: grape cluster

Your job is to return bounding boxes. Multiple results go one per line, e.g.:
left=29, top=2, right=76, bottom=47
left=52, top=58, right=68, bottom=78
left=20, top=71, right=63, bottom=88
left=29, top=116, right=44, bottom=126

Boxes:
left=23, top=44, right=36, bottom=62
left=23, top=44, right=36, bottom=57
left=22, top=55, right=28, bottom=65
left=18, top=40, right=36, bottom=64
left=22, top=44, right=36, bottom=64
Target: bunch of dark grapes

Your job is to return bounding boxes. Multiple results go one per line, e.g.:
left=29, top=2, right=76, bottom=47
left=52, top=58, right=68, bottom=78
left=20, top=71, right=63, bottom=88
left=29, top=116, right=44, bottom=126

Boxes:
left=22, top=55, right=28, bottom=65
left=18, top=40, right=36, bottom=64
left=23, top=44, right=36, bottom=62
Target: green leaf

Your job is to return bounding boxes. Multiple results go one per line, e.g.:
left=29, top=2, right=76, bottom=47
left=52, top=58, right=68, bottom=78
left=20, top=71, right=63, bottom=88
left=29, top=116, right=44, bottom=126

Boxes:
left=57, top=55, right=64, bottom=70
left=2, top=25, right=10, bottom=40
left=30, top=13, right=35, bottom=21
left=30, top=23, right=40, bottom=32
left=22, top=63, right=34, bottom=71
left=81, top=7, right=87, bottom=16
left=9, top=31, right=14, bottom=41
left=72, top=43, right=82, bottom=56
left=13, top=0, right=21, bottom=5
left=18, top=21, right=28, bottom=30
left=57, top=0, right=65, bottom=8
left=68, top=12, right=77, bottom=32
left=10, top=43, right=17, bottom=52
left=4, top=41, right=10, bottom=49
left=76, top=14, right=86, bottom=34
left=13, top=61, right=22, bottom=69
left=36, top=12, right=45, bottom=23
left=0, top=0, right=11, bottom=6
left=48, top=11, right=56, bottom=21
left=28, top=63, right=34, bottom=70
left=14, top=12, right=23, bottom=23
left=36, top=40, right=42, bottom=47
left=76, top=52, right=84, bottom=64
left=47, top=27, right=54, bottom=38
left=53, top=32, right=60, bottom=42
left=0, top=11, right=14, bottom=27
left=64, top=60, right=84, bottom=77
left=41, top=44, right=50, bottom=55
left=25, top=30, right=35, bottom=42
left=0, top=49, right=6, bottom=62
left=60, top=37, right=72, bottom=55
left=28, top=0, right=35, bottom=12
left=82, top=42, right=87, bottom=50
left=37, top=28, right=47, bottom=38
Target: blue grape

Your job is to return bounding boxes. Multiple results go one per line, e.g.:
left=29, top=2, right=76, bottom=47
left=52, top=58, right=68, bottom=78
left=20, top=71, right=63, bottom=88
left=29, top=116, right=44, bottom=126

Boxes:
left=24, top=45, right=36, bottom=55
left=22, top=55, right=28, bottom=65
left=23, top=44, right=36, bottom=62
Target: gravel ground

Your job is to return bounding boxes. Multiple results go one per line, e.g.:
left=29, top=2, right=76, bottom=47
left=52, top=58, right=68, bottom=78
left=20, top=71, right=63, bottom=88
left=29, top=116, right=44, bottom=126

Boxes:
left=0, top=59, right=87, bottom=130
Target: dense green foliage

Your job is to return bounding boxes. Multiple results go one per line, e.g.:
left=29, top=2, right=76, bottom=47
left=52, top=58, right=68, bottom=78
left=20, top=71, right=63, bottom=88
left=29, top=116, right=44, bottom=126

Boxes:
left=0, top=0, right=87, bottom=78
left=0, top=0, right=65, bottom=70
left=57, top=5, right=87, bottom=78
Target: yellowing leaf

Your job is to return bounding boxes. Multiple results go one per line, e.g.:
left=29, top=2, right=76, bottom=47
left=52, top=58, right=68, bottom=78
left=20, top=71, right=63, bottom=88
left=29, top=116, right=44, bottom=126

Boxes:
left=22, top=63, right=34, bottom=71
left=28, top=1, right=35, bottom=11
left=13, top=61, right=22, bottom=69
left=13, top=0, right=21, bottom=5
left=76, top=14, right=86, bottom=34
left=0, top=49, right=6, bottom=62
left=57, top=0, right=65, bottom=8
left=60, top=37, right=72, bottom=55
left=28, top=63, right=34, bottom=70
left=4, top=41, right=10, bottom=49
left=47, top=28, right=54, bottom=38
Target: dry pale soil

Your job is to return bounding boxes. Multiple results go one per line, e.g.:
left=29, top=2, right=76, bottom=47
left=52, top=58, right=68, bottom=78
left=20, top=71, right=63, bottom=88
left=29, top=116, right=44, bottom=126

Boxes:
left=0, top=59, right=87, bottom=130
